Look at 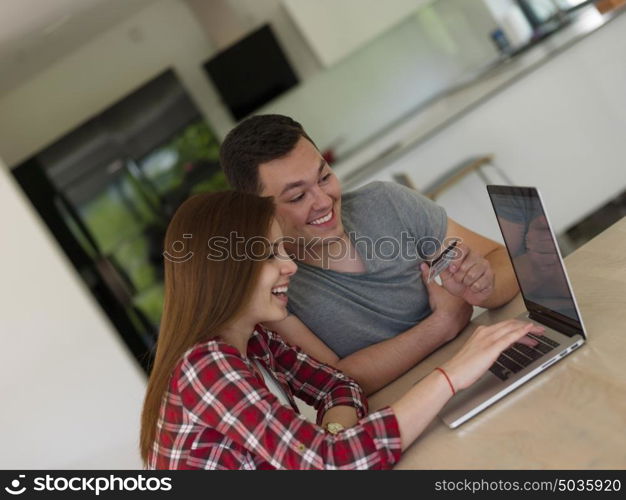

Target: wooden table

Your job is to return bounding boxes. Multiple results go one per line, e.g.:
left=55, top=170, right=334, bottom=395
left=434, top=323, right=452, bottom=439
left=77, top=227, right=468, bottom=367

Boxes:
left=368, top=217, right=626, bottom=469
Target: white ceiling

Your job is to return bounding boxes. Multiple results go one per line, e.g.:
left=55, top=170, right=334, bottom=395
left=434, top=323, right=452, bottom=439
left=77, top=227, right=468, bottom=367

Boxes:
left=0, top=0, right=156, bottom=94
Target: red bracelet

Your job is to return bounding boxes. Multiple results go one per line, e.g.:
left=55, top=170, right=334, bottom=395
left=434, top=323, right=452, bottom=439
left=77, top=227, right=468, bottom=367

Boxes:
left=435, top=367, right=456, bottom=395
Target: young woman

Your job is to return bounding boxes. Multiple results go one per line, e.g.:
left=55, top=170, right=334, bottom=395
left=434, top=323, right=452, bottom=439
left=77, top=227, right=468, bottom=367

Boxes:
left=140, top=191, right=543, bottom=469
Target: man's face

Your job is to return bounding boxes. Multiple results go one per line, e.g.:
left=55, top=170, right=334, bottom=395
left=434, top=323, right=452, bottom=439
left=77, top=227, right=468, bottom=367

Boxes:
left=258, top=137, right=344, bottom=253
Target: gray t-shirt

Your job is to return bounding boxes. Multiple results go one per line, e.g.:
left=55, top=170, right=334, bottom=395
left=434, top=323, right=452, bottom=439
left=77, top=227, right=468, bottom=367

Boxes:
left=286, top=181, right=447, bottom=358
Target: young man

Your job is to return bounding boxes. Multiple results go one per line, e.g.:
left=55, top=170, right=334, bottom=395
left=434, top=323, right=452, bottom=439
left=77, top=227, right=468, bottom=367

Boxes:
left=220, top=115, right=519, bottom=394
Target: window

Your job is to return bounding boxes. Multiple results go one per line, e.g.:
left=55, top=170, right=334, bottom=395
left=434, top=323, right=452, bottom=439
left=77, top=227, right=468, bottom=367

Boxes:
left=13, top=70, right=226, bottom=372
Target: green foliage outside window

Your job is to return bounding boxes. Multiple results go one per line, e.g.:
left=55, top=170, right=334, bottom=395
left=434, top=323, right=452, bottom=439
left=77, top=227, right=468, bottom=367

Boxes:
left=79, top=119, right=226, bottom=331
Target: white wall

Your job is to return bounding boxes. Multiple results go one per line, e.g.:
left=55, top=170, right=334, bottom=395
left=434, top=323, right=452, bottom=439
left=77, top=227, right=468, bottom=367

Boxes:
left=257, top=0, right=499, bottom=155
left=0, top=0, right=498, bottom=168
left=0, top=159, right=147, bottom=469
left=349, top=11, right=626, bottom=241
left=281, top=0, right=432, bottom=67
left=0, top=0, right=224, bottom=168
left=184, top=0, right=322, bottom=80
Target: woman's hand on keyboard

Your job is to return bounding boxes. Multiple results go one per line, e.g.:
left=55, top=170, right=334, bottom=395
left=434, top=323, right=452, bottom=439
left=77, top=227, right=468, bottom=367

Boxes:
left=441, top=320, right=545, bottom=391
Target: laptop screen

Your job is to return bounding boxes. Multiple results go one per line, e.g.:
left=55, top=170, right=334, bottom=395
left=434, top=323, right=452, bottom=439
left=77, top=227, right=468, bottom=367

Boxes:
left=487, top=186, right=581, bottom=324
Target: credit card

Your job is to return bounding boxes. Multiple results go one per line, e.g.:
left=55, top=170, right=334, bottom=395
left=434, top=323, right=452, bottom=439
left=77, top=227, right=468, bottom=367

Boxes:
left=427, top=241, right=459, bottom=283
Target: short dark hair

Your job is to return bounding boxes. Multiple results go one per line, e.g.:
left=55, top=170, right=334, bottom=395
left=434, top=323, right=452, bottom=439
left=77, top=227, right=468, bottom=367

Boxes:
left=219, top=114, right=315, bottom=193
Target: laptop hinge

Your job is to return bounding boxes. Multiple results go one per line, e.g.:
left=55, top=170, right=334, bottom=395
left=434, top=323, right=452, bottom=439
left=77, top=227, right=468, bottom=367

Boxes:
left=528, top=311, right=581, bottom=337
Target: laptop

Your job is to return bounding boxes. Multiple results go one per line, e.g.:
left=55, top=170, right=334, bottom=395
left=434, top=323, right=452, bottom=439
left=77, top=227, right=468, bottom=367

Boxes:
left=439, top=185, right=588, bottom=428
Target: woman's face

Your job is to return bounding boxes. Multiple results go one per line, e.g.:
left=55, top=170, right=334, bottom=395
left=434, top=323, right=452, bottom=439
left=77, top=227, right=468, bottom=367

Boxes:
left=245, top=219, right=298, bottom=325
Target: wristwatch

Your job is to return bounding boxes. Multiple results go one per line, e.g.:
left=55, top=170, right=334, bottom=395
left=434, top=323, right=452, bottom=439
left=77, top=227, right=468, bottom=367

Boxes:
left=325, top=422, right=345, bottom=435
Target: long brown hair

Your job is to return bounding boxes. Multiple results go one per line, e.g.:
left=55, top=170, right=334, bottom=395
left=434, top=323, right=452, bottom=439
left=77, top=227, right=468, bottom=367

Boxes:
left=139, top=191, right=275, bottom=464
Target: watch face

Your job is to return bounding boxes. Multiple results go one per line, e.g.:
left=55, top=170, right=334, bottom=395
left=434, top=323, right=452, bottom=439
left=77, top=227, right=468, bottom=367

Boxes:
left=326, top=422, right=345, bottom=434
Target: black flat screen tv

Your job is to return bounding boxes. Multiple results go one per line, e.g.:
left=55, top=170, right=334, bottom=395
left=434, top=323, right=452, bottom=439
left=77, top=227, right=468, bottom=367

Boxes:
left=203, top=24, right=299, bottom=121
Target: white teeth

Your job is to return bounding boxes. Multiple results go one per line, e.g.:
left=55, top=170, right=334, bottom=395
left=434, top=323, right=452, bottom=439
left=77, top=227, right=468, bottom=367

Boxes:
left=271, top=286, right=288, bottom=294
left=310, top=211, right=332, bottom=225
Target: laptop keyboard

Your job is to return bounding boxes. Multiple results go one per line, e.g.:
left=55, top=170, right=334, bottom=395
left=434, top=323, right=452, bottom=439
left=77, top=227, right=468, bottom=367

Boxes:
left=489, top=334, right=561, bottom=381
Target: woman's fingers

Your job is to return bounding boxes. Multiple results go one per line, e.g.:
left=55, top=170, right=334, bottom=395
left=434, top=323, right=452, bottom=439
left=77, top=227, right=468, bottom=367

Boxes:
left=495, top=323, right=545, bottom=351
left=483, top=319, right=543, bottom=339
left=472, top=320, right=544, bottom=353
left=478, top=319, right=528, bottom=339
left=445, top=320, right=547, bottom=391
left=516, top=335, right=539, bottom=347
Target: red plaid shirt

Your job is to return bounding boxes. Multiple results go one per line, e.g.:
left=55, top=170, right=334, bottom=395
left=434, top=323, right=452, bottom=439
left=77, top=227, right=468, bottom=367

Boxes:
left=148, top=324, right=401, bottom=469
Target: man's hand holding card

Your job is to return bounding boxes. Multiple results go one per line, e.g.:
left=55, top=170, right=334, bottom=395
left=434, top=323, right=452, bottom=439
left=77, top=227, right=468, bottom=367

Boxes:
left=435, top=241, right=495, bottom=306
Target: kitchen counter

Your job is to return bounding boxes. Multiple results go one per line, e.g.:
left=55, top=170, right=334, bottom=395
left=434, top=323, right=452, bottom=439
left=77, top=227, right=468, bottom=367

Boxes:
left=332, top=4, right=626, bottom=190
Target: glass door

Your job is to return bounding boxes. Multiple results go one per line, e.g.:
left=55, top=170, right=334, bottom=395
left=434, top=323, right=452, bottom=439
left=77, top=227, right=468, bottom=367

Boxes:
left=13, top=70, right=226, bottom=372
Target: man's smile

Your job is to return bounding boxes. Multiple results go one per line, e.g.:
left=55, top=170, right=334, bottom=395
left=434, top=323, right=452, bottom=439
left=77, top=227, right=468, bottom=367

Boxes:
left=308, top=209, right=335, bottom=227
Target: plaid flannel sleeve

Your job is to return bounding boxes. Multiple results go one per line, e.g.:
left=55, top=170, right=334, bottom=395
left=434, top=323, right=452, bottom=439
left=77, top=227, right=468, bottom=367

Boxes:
left=263, top=327, right=369, bottom=423
left=177, top=345, right=402, bottom=469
